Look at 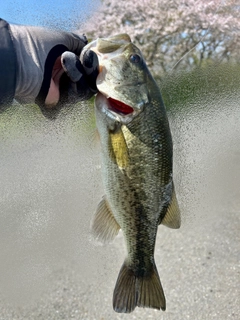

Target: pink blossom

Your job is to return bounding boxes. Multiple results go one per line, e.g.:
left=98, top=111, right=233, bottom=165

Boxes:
left=81, top=0, right=240, bottom=77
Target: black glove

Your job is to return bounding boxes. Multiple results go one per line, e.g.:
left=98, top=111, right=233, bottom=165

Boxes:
left=9, top=23, right=98, bottom=118
left=61, top=49, right=99, bottom=97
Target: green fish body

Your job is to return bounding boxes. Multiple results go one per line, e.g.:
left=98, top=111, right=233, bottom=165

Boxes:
left=81, top=34, right=181, bottom=313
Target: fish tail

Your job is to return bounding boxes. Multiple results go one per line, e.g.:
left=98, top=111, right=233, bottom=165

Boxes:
left=137, top=262, right=166, bottom=311
left=113, top=262, right=137, bottom=313
left=113, top=261, right=166, bottom=313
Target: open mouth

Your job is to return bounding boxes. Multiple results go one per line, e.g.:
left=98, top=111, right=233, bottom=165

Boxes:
left=96, top=93, right=143, bottom=125
left=108, top=97, right=134, bottom=115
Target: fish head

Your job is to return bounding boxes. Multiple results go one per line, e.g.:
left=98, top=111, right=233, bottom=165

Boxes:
left=80, top=34, right=150, bottom=126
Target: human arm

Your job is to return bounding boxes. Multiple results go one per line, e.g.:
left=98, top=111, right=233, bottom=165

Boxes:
left=0, top=18, right=98, bottom=118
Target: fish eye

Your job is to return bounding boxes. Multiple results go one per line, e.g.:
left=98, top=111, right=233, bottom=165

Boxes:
left=129, top=54, right=141, bottom=64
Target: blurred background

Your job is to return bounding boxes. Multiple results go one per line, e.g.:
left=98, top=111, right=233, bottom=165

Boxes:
left=0, top=1, right=239, bottom=319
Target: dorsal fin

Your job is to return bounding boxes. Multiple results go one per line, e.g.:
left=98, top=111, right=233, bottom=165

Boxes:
left=161, top=186, right=181, bottom=229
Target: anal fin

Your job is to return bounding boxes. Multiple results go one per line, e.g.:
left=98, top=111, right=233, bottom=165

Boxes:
left=91, top=196, right=120, bottom=243
left=161, top=185, right=181, bottom=229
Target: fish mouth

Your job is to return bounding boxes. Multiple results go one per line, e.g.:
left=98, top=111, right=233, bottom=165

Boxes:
left=96, top=93, right=143, bottom=125
left=107, top=97, right=134, bottom=115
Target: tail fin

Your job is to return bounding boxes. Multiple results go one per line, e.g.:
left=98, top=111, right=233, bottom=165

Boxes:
left=113, top=261, right=166, bottom=313
left=137, top=263, right=166, bottom=311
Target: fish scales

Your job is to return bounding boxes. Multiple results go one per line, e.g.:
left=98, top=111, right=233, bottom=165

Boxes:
left=80, top=34, right=181, bottom=313
left=105, top=89, right=172, bottom=272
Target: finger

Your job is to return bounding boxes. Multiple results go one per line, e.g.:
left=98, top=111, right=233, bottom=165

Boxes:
left=81, top=49, right=99, bottom=91
left=61, top=51, right=83, bottom=82
left=65, top=33, right=88, bottom=56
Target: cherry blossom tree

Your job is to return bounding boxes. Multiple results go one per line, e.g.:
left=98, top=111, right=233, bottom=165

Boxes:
left=81, top=0, right=240, bottom=77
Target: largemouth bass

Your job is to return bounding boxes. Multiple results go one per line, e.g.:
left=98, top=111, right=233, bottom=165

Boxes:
left=80, top=34, right=181, bottom=313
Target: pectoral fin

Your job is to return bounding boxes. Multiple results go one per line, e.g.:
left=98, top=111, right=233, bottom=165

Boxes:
left=110, top=130, right=129, bottom=169
left=91, top=196, right=120, bottom=243
left=161, top=186, right=181, bottom=229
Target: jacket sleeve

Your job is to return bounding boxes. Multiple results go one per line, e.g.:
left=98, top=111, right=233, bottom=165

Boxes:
left=0, top=18, right=17, bottom=111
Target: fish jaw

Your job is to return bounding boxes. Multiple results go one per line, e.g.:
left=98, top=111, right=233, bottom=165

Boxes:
left=95, top=93, right=144, bottom=126
left=95, top=65, right=149, bottom=110
left=80, top=34, right=132, bottom=60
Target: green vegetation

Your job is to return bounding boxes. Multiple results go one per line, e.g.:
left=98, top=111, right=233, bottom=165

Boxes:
left=160, top=62, right=240, bottom=112
left=1, top=62, right=239, bottom=140
left=0, top=103, right=41, bottom=138
left=0, top=100, right=96, bottom=141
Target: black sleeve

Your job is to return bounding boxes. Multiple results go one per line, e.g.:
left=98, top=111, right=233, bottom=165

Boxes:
left=0, top=18, right=17, bottom=111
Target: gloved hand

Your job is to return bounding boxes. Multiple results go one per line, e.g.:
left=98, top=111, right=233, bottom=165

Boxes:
left=9, top=23, right=98, bottom=118
left=61, top=48, right=99, bottom=101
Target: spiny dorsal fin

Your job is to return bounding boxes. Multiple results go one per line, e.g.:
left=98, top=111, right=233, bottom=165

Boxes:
left=91, top=196, right=120, bottom=243
left=161, top=186, right=181, bottom=229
